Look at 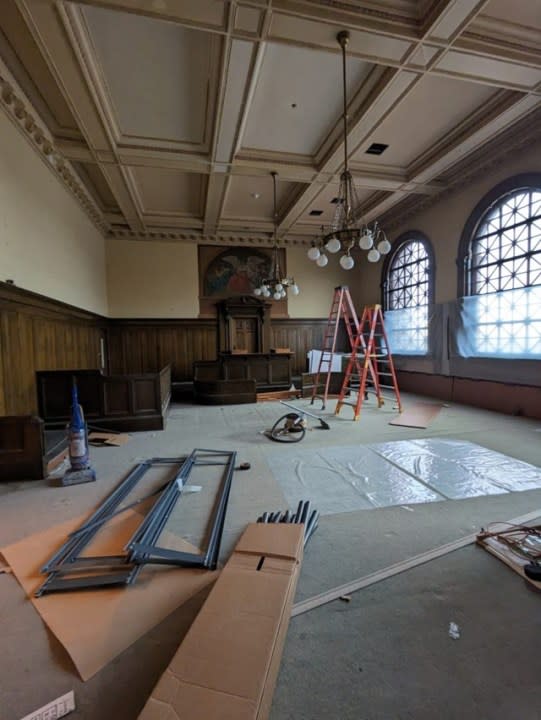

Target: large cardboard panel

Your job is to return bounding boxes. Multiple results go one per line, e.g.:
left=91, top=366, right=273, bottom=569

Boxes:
left=138, top=523, right=304, bottom=720
left=1, top=511, right=218, bottom=680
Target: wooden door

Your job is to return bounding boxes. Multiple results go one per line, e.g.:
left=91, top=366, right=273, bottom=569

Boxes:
left=233, top=318, right=258, bottom=352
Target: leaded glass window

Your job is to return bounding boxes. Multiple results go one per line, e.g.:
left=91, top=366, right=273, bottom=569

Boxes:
left=466, top=188, right=541, bottom=357
left=383, top=237, right=433, bottom=355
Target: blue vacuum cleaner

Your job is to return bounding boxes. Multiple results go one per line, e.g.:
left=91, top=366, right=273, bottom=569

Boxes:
left=61, top=380, right=96, bottom=486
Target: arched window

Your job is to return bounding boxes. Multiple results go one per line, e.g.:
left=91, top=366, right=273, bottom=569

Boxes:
left=382, top=232, right=434, bottom=355
left=458, top=174, right=541, bottom=358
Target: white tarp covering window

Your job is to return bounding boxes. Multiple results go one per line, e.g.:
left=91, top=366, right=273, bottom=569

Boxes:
left=455, top=286, right=541, bottom=359
left=384, top=306, right=429, bottom=355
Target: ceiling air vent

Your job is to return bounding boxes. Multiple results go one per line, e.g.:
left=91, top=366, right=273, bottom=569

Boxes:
left=366, top=143, right=389, bottom=155
left=309, top=210, right=323, bottom=216
left=330, top=197, right=344, bottom=204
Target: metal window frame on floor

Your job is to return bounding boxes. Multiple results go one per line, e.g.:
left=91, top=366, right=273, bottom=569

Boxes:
left=127, top=448, right=236, bottom=572
left=36, top=456, right=189, bottom=596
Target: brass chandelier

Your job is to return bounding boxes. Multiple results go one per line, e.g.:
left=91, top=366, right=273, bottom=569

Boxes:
left=254, top=171, right=299, bottom=300
left=307, top=31, right=391, bottom=270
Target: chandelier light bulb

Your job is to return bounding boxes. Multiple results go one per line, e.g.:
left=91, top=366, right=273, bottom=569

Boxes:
left=377, top=239, right=391, bottom=255
left=326, top=236, right=341, bottom=254
left=316, top=253, right=329, bottom=267
left=253, top=287, right=262, bottom=296
left=367, top=248, right=381, bottom=263
left=307, top=246, right=320, bottom=261
left=339, top=254, right=355, bottom=270
left=290, top=284, right=300, bottom=295
left=262, top=289, right=271, bottom=298
left=275, top=283, right=283, bottom=292
left=273, top=291, right=281, bottom=300
left=359, top=230, right=374, bottom=250
left=280, top=289, right=286, bottom=298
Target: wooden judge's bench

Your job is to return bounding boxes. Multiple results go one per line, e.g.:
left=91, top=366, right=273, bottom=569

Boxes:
left=193, top=296, right=294, bottom=403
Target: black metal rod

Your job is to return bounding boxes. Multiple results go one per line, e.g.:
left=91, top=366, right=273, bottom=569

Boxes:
left=293, top=500, right=304, bottom=523
left=300, top=500, right=311, bottom=526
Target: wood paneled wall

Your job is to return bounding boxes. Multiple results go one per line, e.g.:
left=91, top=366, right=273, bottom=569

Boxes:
left=107, top=320, right=218, bottom=380
left=0, top=283, right=104, bottom=415
left=107, top=318, right=333, bottom=381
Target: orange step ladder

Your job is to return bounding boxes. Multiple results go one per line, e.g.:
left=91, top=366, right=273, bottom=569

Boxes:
left=310, top=286, right=363, bottom=410
left=335, top=304, right=402, bottom=420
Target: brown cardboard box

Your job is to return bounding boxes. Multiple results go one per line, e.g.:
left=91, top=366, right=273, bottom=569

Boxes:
left=138, top=522, right=304, bottom=720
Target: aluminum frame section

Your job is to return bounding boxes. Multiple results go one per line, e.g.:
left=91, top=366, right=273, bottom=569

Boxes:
left=127, top=448, right=236, bottom=572
left=36, top=456, right=188, bottom=596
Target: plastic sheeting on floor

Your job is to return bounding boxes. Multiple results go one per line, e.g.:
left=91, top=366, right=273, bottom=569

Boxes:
left=265, top=439, right=541, bottom=515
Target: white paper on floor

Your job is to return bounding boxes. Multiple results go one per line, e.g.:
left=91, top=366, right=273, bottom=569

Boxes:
left=264, top=439, right=541, bottom=515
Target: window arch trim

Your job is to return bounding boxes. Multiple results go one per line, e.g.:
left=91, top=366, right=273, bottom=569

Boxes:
left=381, top=230, right=436, bottom=310
left=457, top=172, right=541, bottom=297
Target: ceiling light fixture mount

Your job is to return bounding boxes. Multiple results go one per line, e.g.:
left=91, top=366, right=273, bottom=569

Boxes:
left=307, top=31, right=391, bottom=271
left=254, top=171, right=299, bottom=301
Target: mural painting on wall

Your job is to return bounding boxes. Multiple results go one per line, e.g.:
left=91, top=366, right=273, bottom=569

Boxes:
left=204, top=248, right=272, bottom=297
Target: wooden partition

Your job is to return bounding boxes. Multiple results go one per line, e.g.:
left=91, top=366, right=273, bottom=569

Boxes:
left=36, top=366, right=171, bottom=431
left=0, top=282, right=105, bottom=416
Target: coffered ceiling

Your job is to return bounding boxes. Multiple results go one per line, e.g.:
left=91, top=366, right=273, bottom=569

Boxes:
left=0, top=0, right=540, bottom=246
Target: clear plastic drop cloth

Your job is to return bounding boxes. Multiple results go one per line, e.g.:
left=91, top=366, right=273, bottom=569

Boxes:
left=264, top=439, right=541, bottom=516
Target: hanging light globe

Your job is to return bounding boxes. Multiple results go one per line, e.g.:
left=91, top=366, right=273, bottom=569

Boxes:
left=377, top=239, right=391, bottom=255
left=290, top=284, right=300, bottom=296
left=307, top=246, right=320, bottom=261
left=275, top=283, right=283, bottom=292
left=326, top=236, right=341, bottom=254
left=280, top=289, right=286, bottom=298
left=339, top=254, right=355, bottom=270
left=273, top=291, right=281, bottom=300
left=359, top=229, right=374, bottom=250
left=253, top=287, right=262, bottom=296
left=367, top=248, right=381, bottom=263
left=316, top=253, right=329, bottom=267
left=262, top=289, right=271, bottom=298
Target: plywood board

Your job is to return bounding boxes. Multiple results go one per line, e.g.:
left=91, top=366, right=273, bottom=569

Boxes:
left=389, top=403, right=443, bottom=428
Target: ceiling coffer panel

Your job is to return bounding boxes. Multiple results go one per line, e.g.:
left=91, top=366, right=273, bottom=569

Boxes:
left=80, top=4, right=218, bottom=148
left=241, top=43, right=374, bottom=157
left=223, top=175, right=306, bottom=221
left=131, top=167, right=206, bottom=216
left=352, top=74, right=497, bottom=169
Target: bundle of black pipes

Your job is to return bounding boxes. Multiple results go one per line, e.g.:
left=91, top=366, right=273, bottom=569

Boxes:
left=256, top=500, right=319, bottom=547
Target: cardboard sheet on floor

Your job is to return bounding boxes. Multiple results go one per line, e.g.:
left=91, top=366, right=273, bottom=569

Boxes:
left=1, top=511, right=218, bottom=681
left=389, top=402, right=442, bottom=428
left=88, top=431, right=130, bottom=446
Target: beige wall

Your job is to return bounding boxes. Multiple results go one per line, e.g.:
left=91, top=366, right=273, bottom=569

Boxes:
left=287, top=245, right=357, bottom=317
left=106, top=241, right=355, bottom=319
left=358, top=142, right=541, bottom=306
left=0, top=110, right=107, bottom=315
left=106, top=239, right=199, bottom=317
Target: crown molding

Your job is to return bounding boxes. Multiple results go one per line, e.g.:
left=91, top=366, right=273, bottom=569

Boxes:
left=108, top=227, right=312, bottom=246
left=0, top=58, right=109, bottom=236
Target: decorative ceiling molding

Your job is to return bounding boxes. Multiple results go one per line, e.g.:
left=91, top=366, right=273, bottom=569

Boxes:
left=0, top=59, right=108, bottom=234
left=2, top=0, right=541, bottom=247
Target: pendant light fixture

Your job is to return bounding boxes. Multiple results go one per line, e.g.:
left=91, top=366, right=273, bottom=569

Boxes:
left=254, top=171, right=299, bottom=300
left=307, top=31, right=391, bottom=270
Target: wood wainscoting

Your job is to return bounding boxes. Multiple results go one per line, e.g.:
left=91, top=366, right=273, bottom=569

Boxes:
left=107, top=318, right=333, bottom=381
left=0, top=282, right=105, bottom=416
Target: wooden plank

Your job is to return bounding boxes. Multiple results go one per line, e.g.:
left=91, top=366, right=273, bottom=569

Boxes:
left=291, top=508, right=541, bottom=617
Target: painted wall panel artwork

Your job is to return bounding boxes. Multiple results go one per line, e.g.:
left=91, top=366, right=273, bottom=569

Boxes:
left=198, top=245, right=288, bottom=317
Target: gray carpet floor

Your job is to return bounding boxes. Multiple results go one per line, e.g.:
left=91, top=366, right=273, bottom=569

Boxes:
left=1, top=394, right=540, bottom=719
